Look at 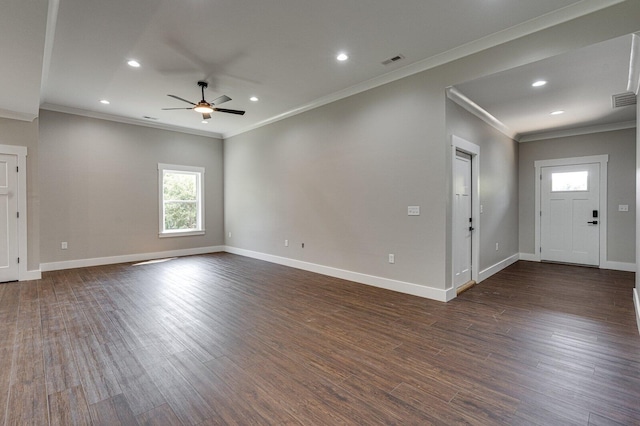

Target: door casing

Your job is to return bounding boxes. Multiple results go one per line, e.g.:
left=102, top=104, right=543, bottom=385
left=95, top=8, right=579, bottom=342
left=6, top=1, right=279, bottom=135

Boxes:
left=534, top=155, right=608, bottom=266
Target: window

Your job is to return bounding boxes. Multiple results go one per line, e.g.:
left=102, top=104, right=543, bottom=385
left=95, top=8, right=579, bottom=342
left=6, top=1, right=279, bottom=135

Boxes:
left=551, top=171, right=588, bottom=192
left=158, top=163, right=205, bottom=237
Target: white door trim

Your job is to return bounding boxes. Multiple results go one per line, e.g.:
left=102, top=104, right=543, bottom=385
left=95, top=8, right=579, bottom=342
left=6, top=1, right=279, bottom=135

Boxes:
left=0, top=144, right=28, bottom=281
left=451, top=135, right=480, bottom=295
left=534, top=155, right=608, bottom=265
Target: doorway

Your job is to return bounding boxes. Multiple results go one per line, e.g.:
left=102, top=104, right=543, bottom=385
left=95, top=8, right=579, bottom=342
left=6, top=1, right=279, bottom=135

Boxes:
left=451, top=135, right=480, bottom=291
left=453, top=151, right=472, bottom=287
left=534, top=155, right=608, bottom=267
left=0, top=153, right=19, bottom=282
left=0, top=144, right=28, bottom=283
left=541, top=163, right=600, bottom=265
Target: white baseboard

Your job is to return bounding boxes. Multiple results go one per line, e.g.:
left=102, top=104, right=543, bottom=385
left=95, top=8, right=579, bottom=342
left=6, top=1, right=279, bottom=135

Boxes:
left=40, top=246, right=226, bottom=272
left=634, top=288, right=640, bottom=335
left=601, top=261, right=636, bottom=272
left=518, top=253, right=540, bottom=262
left=478, top=253, right=519, bottom=283
left=225, top=246, right=452, bottom=302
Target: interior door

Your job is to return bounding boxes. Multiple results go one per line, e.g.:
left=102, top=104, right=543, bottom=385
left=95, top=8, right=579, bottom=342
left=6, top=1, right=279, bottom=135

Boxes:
left=453, top=151, right=472, bottom=288
left=540, top=163, right=600, bottom=266
left=0, top=154, right=19, bottom=282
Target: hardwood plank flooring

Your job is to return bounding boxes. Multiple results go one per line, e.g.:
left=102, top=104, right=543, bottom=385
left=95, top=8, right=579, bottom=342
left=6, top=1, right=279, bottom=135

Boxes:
left=1, top=254, right=639, bottom=425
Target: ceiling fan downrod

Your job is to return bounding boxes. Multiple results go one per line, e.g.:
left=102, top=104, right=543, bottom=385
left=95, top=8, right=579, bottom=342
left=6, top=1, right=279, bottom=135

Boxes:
left=197, top=81, right=208, bottom=102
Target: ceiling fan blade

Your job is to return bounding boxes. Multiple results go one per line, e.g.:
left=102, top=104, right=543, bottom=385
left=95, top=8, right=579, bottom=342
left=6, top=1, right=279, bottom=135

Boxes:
left=213, top=108, right=245, bottom=115
left=167, top=94, right=197, bottom=105
left=202, top=113, right=211, bottom=120
left=211, top=95, right=231, bottom=105
left=162, top=107, right=193, bottom=110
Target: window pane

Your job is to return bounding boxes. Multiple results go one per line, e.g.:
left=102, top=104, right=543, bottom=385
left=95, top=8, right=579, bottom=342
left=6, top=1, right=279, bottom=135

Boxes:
left=552, top=171, right=588, bottom=192
left=159, top=164, right=204, bottom=236
left=163, top=172, right=197, bottom=201
left=164, top=202, right=198, bottom=230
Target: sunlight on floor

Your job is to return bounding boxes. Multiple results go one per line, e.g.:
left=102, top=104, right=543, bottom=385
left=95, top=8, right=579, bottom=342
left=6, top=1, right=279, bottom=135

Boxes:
left=132, top=257, right=177, bottom=266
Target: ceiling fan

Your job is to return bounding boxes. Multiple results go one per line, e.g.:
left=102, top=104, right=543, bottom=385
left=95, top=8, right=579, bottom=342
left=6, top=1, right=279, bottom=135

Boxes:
left=162, top=81, right=245, bottom=120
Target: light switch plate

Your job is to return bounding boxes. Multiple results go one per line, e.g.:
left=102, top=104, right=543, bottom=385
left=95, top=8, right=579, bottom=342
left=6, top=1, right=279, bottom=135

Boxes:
left=408, top=206, right=420, bottom=216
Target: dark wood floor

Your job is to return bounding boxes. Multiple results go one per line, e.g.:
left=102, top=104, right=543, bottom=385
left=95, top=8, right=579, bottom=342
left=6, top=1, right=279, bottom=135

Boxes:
left=1, top=254, right=639, bottom=425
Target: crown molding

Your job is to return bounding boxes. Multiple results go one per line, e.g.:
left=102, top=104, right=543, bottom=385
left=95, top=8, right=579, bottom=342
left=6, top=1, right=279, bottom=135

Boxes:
left=224, top=0, right=626, bottom=139
left=628, top=33, right=640, bottom=94
left=0, top=108, right=37, bottom=122
left=518, top=120, right=636, bottom=142
left=40, top=104, right=223, bottom=139
left=446, top=87, right=516, bottom=140
left=40, top=0, right=60, bottom=100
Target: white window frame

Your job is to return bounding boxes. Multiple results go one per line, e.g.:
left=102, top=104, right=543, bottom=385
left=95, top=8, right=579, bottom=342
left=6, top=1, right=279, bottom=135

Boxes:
left=158, top=163, right=205, bottom=237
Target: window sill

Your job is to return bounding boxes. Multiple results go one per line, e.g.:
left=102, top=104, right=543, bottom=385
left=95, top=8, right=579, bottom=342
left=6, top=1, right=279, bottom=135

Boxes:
left=159, top=230, right=206, bottom=238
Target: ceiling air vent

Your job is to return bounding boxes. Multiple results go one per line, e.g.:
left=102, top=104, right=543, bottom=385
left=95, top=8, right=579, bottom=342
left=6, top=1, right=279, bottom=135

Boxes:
left=611, top=92, right=637, bottom=108
left=381, top=54, right=405, bottom=66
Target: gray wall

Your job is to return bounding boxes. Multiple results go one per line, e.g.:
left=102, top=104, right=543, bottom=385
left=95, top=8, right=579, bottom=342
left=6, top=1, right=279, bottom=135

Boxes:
left=224, top=2, right=640, bottom=291
left=0, top=117, right=40, bottom=271
left=38, top=110, right=224, bottom=264
left=446, top=100, right=519, bottom=272
left=519, top=128, right=636, bottom=263
left=225, top=79, right=442, bottom=286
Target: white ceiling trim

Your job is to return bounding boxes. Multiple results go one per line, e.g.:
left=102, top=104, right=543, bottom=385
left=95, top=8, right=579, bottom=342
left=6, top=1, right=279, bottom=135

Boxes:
left=446, top=87, right=516, bottom=141
left=628, top=33, right=640, bottom=94
left=40, top=0, right=60, bottom=100
left=40, top=103, right=223, bottom=139
left=0, top=108, right=37, bottom=122
left=224, top=0, right=626, bottom=139
left=519, top=120, right=636, bottom=142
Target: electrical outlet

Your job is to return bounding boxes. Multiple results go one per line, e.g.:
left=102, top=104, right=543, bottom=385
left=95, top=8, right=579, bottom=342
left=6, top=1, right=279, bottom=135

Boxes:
left=388, top=254, right=395, bottom=264
left=228, top=231, right=232, bottom=238
left=285, top=239, right=289, bottom=247
left=619, top=204, right=629, bottom=212
left=495, top=242, right=499, bottom=251
left=61, top=242, right=68, bottom=250
left=408, top=206, right=420, bottom=216
left=480, top=205, right=484, bottom=214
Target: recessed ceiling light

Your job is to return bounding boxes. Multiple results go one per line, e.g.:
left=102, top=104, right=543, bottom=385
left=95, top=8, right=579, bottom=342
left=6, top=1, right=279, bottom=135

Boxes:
left=336, top=53, right=349, bottom=61
left=532, top=80, right=547, bottom=87
left=550, top=110, right=565, bottom=115
left=201, top=120, right=208, bottom=124
left=99, top=99, right=110, bottom=105
left=127, top=59, right=141, bottom=68
left=249, top=96, right=259, bottom=102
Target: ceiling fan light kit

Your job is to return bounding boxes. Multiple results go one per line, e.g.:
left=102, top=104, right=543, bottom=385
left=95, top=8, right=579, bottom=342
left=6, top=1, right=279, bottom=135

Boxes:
left=194, top=103, right=214, bottom=114
left=162, top=81, right=245, bottom=121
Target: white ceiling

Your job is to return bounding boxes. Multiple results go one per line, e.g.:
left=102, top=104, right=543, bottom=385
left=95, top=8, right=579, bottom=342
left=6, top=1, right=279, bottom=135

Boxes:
left=0, top=0, right=634, bottom=138
left=454, top=34, right=636, bottom=140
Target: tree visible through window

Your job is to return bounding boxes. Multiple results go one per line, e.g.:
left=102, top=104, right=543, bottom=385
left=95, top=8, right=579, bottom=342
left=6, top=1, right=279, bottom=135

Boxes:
left=158, top=164, right=205, bottom=236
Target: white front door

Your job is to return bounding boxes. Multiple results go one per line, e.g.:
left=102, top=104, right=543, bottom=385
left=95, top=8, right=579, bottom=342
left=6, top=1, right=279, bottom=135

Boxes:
left=0, top=154, right=19, bottom=282
left=453, top=151, right=472, bottom=288
left=541, top=163, right=600, bottom=266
